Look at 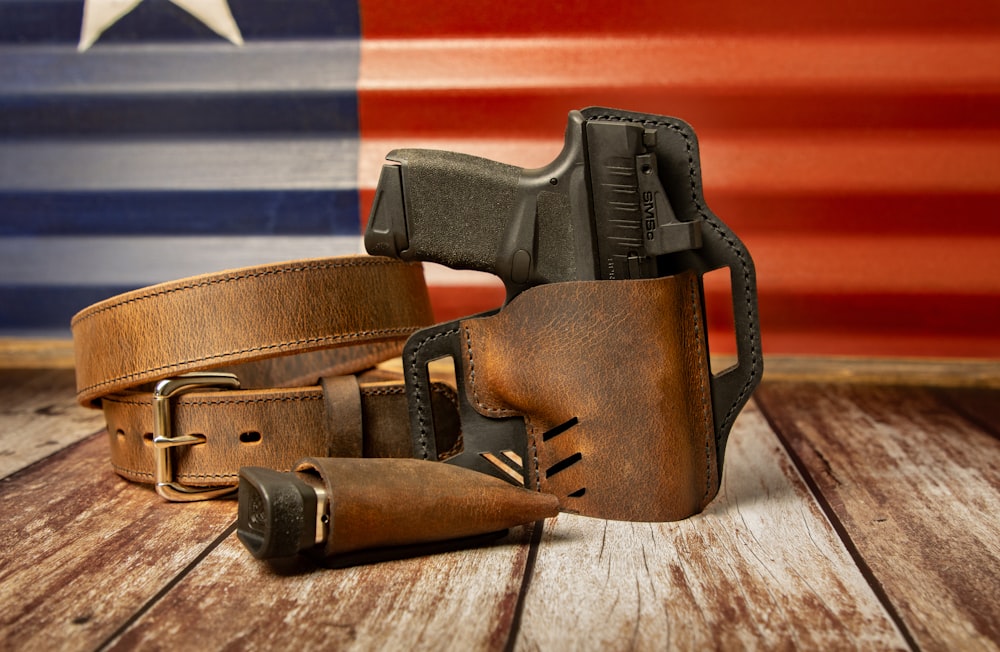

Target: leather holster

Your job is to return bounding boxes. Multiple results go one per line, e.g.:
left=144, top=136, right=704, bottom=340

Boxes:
left=436, top=270, right=718, bottom=522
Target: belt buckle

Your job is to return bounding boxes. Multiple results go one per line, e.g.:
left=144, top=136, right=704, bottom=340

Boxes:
left=152, top=372, right=241, bottom=502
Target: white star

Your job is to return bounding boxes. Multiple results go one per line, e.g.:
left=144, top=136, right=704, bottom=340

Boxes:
left=78, top=0, right=244, bottom=51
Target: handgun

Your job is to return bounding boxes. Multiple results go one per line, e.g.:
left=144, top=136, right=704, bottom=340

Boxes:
left=364, top=107, right=760, bottom=490
left=366, top=108, right=706, bottom=298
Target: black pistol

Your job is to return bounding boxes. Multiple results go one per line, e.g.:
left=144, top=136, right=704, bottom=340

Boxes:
left=364, top=107, right=761, bottom=496
left=366, top=108, right=706, bottom=299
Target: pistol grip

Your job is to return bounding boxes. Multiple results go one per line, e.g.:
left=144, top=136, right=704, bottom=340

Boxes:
left=365, top=116, right=592, bottom=296
left=366, top=149, right=521, bottom=276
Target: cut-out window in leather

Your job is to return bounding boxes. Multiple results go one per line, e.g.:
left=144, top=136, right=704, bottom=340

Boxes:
left=542, top=416, right=579, bottom=442
left=546, top=452, right=583, bottom=478
left=480, top=450, right=523, bottom=484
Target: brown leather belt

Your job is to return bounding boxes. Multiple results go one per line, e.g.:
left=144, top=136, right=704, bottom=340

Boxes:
left=72, top=256, right=460, bottom=501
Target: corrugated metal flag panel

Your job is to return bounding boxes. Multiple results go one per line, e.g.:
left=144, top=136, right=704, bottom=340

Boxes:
left=2, top=0, right=999, bottom=359
left=0, top=0, right=362, bottom=334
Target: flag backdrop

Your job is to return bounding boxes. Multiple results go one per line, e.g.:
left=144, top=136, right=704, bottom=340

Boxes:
left=2, top=0, right=999, bottom=358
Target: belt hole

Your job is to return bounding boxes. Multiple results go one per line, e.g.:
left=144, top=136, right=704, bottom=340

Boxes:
left=115, top=429, right=125, bottom=440
left=239, top=431, right=262, bottom=444
left=142, top=432, right=154, bottom=446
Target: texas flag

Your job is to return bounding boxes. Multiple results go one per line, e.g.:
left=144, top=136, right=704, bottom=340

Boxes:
left=0, top=0, right=505, bottom=338
left=2, top=0, right=999, bottom=358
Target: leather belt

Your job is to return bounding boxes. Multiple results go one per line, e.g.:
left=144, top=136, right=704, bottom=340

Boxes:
left=72, top=255, right=461, bottom=501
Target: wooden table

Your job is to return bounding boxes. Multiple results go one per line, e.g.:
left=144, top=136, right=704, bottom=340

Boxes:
left=1, top=346, right=998, bottom=651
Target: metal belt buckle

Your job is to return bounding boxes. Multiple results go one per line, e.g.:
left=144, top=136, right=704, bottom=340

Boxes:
left=152, top=372, right=240, bottom=502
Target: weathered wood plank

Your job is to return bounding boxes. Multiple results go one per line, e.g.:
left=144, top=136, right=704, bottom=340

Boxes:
left=756, top=383, right=1000, bottom=651
left=934, top=386, right=1000, bottom=440
left=0, top=339, right=75, bottom=369
left=0, top=433, right=235, bottom=651
left=0, top=368, right=105, bottom=479
left=512, top=402, right=909, bottom=650
left=758, top=356, right=1000, bottom=389
left=104, top=525, right=535, bottom=651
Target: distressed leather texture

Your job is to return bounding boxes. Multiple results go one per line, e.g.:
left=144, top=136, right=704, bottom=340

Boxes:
left=100, top=380, right=460, bottom=486
left=72, top=256, right=461, bottom=489
left=297, top=457, right=558, bottom=557
left=459, top=270, right=718, bottom=521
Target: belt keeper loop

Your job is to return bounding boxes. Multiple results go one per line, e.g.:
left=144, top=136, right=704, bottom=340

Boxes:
left=320, top=375, right=364, bottom=457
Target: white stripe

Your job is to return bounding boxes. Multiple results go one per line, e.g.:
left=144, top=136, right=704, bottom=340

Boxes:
left=0, top=236, right=364, bottom=286
left=0, top=236, right=505, bottom=289
left=0, top=137, right=357, bottom=191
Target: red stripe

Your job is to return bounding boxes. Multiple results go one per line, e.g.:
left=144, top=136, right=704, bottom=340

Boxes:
left=360, top=0, right=1000, bottom=38
left=358, top=2, right=1000, bottom=359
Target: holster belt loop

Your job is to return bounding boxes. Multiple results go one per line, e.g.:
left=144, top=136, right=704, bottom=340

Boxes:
left=320, top=375, right=363, bottom=458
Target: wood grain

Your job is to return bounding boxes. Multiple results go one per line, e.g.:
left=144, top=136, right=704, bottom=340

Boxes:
left=757, top=383, right=1000, bottom=651
left=934, top=387, right=1000, bottom=440
left=0, top=338, right=75, bottom=369
left=0, top=368, right=104, bottom=479
left=3, top=364, right=998, bottom=650
left=104, top=525, right=536, bottom=651
left=758, top=356, right=1000, bottom=389
left=512, top=402, right=909, bottom=651
left=0, top=433, right=236, bottom=651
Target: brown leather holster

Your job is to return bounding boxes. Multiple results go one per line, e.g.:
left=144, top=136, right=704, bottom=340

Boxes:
left=458, top=271, right=718, bottom=522
left=402, top=271, right=719, bottom=522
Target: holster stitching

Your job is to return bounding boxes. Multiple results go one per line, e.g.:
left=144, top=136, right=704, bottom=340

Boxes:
left=588, top=113, right=760, bottom=440
left=462, top=325, right=516, bottom=418
left=688, top=274, right=714, bottom=502
left=408, top=326, right=458, bottom=460
left=524, top=415, right=541, bottom=492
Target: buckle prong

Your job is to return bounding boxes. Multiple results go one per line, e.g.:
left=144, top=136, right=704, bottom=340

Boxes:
left=152, top=372, right=240, bottom=502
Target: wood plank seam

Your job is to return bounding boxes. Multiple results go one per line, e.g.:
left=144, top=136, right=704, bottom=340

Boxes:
left=931, top=388, right=1000, bottom=441
left=0, top=430, right=239, bottom=650
left=754, top=394, right=920, bottom=651
left=501, top=520, right=544, bottom=652
left=1, top=426, right=106, bottom=483
left=508, top=401, right=910, bottom=649
left=94, top=522, right=239, bottom=651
